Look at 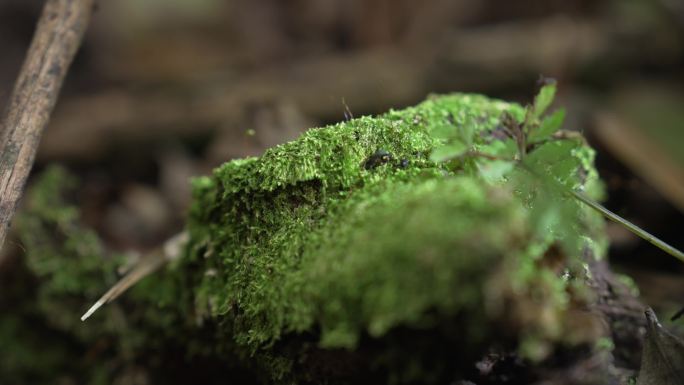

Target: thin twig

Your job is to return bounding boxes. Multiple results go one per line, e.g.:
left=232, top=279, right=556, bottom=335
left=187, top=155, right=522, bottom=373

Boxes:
left=569, top=189, right=684, bottom=263
left=0, top=0, right=94, bottom=249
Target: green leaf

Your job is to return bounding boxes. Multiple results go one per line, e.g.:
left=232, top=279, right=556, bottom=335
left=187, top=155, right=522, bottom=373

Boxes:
left=509, top=166, right=584, bottom=256
left=431, top=123, right=476, bottom=146
left=430, top=140, right=467, bottom=162
left=430, top=124, right=453, bottom=141
left=477, top=160, right=514, bottom=184
left=532, top=83, right=557, bottom=120
left=530, top=108, right=565, bottom=142
left=509, top=137, right=586, bottom=256
left=460, top=125, right=475, bottom=147
left=479, top=138, right=518, bottom=159
left=555, top=197, right=584, bottom=254
left=524, top=140, right=582, bottom=189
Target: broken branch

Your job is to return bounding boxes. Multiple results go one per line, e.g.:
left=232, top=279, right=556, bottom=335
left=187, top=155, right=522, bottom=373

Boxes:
left=0, top=0, right=94, bottom=249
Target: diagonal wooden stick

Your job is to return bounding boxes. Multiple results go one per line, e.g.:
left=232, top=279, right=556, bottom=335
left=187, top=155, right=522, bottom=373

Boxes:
left=0, top=0, right=94, bottom=250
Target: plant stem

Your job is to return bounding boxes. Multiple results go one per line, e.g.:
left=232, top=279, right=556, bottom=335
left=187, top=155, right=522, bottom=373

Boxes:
left=517, top=161, right=684, bottom=263
left=570, top=189, right=684, bottom=263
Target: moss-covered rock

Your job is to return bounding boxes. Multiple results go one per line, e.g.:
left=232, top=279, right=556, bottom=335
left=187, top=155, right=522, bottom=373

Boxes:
left=6, top=93, right=616, bottom=384
left=179, top=93, right=607, bottom=382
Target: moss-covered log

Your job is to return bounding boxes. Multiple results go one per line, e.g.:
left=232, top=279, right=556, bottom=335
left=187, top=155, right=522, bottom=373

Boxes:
left=2, top=94, right=645, bottom=384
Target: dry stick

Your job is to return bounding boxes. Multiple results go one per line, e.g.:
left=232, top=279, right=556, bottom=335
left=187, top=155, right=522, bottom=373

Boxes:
left=0, top=0, right=94, bottom=250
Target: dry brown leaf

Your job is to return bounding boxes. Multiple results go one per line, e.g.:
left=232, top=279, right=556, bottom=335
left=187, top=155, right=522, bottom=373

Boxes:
left=637, top=308, right=684, bottom=385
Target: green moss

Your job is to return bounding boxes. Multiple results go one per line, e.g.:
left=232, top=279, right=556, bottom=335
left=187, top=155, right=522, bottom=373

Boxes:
left=8, top=93, right=608, bottom=384
left=180, top=93, right=606, bottom=380
left=15, top=167, right=124, bottom=339
left=0, top=166, right=121, bottom=383
left=7, top=166, right=253, bottom=383
left=186, top=95, right=521, bottom=342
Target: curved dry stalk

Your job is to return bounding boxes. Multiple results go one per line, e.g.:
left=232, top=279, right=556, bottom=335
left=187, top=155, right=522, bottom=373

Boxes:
left=81, top=231, right=188, bottom=321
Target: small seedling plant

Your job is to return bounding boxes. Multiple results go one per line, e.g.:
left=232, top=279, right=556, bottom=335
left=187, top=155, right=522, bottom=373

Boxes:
left=429, top=79, right=684, bottom=264
left=429, top=80, right=684, bottom=383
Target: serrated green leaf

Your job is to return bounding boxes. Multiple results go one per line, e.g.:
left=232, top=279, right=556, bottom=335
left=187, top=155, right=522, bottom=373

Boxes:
left=509, top=166, right=584, bottom=256
left=532, top=83, right=557, bottom=120
left=430, top=140, right=467, bottom=162
left=526, top=140, right=577, bottom=163
left=525, top=140, right=582, bottom=188
left=506, top=133, right=587, bottom=256
left=530, top=108, right=565, bottom=142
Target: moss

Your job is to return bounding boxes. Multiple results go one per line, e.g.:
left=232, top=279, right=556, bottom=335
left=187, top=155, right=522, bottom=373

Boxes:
left=186, top=95, right=522, bottom=343
left=8, top=93, right=609, bottom=384
left=180, top=93, right=606, bottom=381
left=14, top=167, right=124, bottom=339
left=6, top=166, right=255, bottom=384
left=1, top=166, right=121, bottom=383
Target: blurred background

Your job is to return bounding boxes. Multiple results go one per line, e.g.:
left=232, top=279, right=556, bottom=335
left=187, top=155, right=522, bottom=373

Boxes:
left=0, top=0, right=682, bottom=325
